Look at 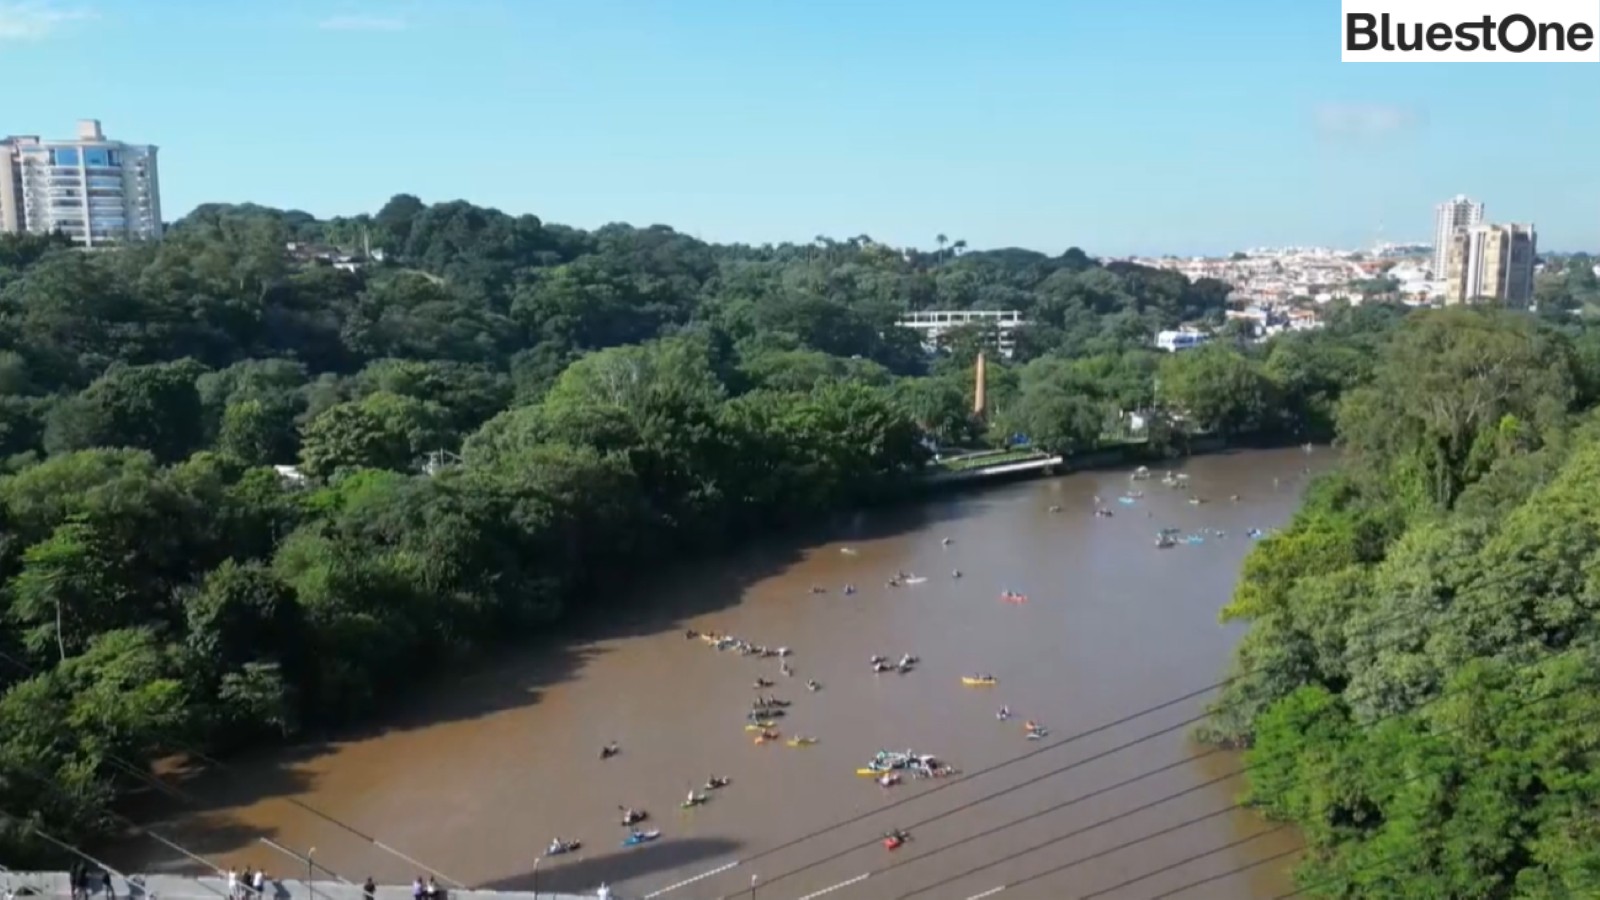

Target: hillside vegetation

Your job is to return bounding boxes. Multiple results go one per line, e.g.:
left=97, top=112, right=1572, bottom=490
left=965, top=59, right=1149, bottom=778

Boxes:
left=0, top=197, right=1591, bottom=871
left=1210, top=308, right=1600, bottom=897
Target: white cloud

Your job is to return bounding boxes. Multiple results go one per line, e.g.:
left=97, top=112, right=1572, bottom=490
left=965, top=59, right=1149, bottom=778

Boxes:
left=1313, top=103, right=1424, bottom=143
left=318, top=14, right=407, bottom=32
left=0, top=1, right=94, bottom=40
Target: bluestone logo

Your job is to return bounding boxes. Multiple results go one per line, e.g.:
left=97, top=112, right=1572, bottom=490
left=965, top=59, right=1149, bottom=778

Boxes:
left=1342, top=0, right=1600, bottom=61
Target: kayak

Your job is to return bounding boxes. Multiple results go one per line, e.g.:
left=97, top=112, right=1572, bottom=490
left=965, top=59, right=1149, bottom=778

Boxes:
left=786, top=737, right=818, bottom=747
left=621, top=830, right=661, bottom=847
left=545, top=841, right=581, bottom=855
left=856, top=768, right=881, bottom=777
left=1026, top=729, right=1049, bottom=740
left=681, top=797, right=708, bottom=809
left=903, top=576, right=927, bottom=585
left=962, top=676, right=999, bottom=687
left=745, top=722, right=776, bottom=731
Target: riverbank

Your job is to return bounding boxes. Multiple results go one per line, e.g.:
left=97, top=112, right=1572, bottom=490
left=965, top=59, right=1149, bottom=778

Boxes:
left=917, top=432, right=1257, bottom=492
left=122, top=449, right=1331, bottom=899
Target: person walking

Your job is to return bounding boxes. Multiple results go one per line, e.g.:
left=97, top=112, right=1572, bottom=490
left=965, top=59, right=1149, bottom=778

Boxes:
left=362, top=879, right=375, bottom=900
left=225, top=869, right=238, bottom=900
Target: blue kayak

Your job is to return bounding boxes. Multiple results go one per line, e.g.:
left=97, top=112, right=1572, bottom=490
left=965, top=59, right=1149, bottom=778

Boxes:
left=622, top=830, right=661, bottom=847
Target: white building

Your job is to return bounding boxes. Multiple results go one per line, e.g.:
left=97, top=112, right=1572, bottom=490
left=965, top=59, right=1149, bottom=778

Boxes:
left=896, top=309, right=1025, bottom=358
left=1155, top=328, right=1210, bottom=352
left=0, top=119, right=162, bottom=247
left=1432, top=195, right=1483, bottom=278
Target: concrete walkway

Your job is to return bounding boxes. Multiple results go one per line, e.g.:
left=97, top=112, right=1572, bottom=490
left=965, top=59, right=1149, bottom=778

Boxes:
left=0, top=873, right=616, bottom=900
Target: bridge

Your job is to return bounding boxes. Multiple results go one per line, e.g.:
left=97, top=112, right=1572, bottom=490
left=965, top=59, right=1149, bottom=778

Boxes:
left=0, top=873, right=615, bottom=900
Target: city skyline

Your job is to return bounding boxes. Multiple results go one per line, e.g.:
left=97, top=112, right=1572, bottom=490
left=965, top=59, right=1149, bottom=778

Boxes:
left=1, top=0, right=1595, bottom=255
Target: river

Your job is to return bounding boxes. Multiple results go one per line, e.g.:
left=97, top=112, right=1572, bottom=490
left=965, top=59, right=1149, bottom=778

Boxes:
left=120, top=447, right=1333, bottom=900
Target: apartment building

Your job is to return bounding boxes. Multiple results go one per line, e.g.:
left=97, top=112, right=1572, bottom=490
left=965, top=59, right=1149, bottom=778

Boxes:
left=897, top=309, right=1025, bottom=358
left=1432, top=195, right=1483, bottom=278
left=0, top=120, right=162, bottom=247
left=1444, top=223, right=1537, bottom=307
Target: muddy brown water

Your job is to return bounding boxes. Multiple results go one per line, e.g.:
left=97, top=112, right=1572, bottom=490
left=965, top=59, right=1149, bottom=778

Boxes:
left=119, top=448, right=1335, bottom=900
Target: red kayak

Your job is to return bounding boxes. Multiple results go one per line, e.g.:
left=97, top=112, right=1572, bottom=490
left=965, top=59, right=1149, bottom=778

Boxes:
left=1001, top=592, right=1028, bottom=604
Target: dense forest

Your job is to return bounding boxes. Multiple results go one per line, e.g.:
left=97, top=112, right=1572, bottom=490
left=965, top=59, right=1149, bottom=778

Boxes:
left=0, top=194, right=1590, bottom=875
left=1209, top=307, right=1600, bottom=897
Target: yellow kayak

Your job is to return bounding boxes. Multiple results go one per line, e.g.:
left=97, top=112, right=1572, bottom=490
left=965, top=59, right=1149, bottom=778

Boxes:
left=745, top=722, right=777, bottom=731
left=786, top=737, right=818, bottom=747
left=962, top=676, right=998, bottom=687
left=855, top=768, right=882, bottom=777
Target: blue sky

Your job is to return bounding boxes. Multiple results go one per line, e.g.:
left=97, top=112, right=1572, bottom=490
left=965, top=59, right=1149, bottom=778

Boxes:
left=3, top=0, right=1596, bottom=255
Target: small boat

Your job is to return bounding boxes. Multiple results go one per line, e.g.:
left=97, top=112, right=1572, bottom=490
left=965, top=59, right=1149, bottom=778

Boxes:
left=619, top=809, right=649, bottom=826
left=786, top=736, right=818, bottom=747
left=621, top=829, right=661, bottom=847
left=600, top=743, right=620, bottom=760
left=855, top=768, right=881, bottom=777
left=841, top=547, right=858, bottom=555
left=753, top=678, right=774, bottom=689
left=546, top=840, right=581, bottom=856
left=704, top=778, right=730, bottom=790
left=877, top=773, right=901, bottom=787
left=1000, top=592, right=1027, bottom=604
left=745, top=722, right=776, bottom=731
left=883, top=830, right=909, bottom=850
left=962, top=676, right=999, bottom=687
left=903, top=576, right=928, bottom=585
left=681, top=795, right=708, bottom=809
left=747, top=709, right=785, bottom=719
left=1026, top=729, right=1049, bottom=740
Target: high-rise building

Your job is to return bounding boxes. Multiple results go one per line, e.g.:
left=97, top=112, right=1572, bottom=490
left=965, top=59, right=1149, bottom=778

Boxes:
left=0, top=119, right=162, bottom=247
left=1432, top=195, right=1483, bottom=277
left=1444, top=223, right=1537, bottom=307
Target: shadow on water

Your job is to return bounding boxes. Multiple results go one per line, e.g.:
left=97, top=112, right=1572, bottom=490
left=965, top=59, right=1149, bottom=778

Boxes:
left=113, top=492, right=995, bottom=870
left=480, top=837, right=742, bottom=895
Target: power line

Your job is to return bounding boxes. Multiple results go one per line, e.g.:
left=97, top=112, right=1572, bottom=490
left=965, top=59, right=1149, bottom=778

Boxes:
left=1145, top=847, right=1300, bottom=899
left=0, top=812, right=229, bottom=900
left=890, top=651, right=1582, bottom=900
left=10, top=760, right=233, bottom=880
left=648, top=554, right=1535, bottom=897
left=688, top=574, right=1575, bottom=899
left=1074, top=827, right=1291, bottom=900
left=0, top=648, right=464, bottom=888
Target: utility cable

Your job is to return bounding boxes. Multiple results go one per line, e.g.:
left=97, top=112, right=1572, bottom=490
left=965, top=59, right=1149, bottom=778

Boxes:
left=649, top=556, right=1545, bottom=897
left=10, top=761, right=235, bottom=881
left=888, top=653, right=1581, bottom=900
left=691, top=576, right=1577, bottom=899
left=1144, top=847, right=1300, bottom=899
left=0, top=811, right=219, bottom=900
left=0, top=648, right=462, bottom=888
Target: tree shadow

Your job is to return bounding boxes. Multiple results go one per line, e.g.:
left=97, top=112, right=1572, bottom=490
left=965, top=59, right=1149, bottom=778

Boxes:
left=107, top=491, right=996, bottom=868
left=478, top=836, right=742, bottom=896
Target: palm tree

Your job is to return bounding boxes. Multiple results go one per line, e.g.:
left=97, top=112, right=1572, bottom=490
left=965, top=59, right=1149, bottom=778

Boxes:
left=936, top=233, right=949, bottom=266
left=952, top=239, right=968, bottom=258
